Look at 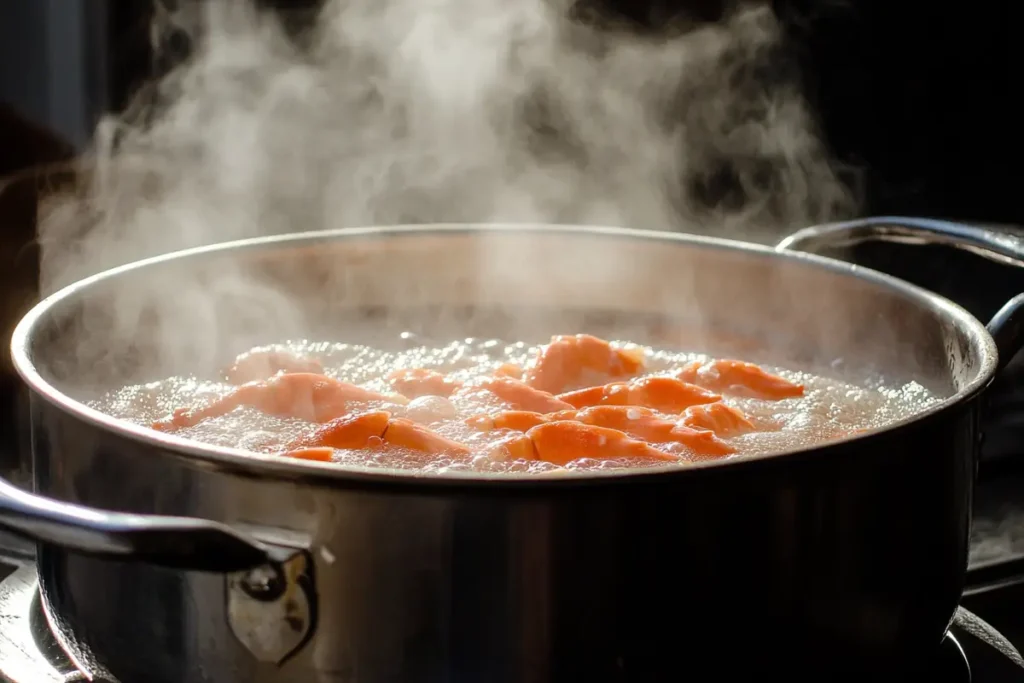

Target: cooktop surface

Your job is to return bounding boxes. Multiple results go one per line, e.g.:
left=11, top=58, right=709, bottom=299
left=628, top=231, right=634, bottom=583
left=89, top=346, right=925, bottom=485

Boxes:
left=0, top=562, right=1021, bottom=683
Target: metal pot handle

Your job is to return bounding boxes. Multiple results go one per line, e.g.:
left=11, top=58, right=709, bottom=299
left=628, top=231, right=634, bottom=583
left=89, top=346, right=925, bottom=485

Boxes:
left=776, top=216, right=1024, bottom=373
left=0, top=473, right=318, bottom=663
left=0, top=471, right=318, bottom=662
left=0, top=475, right=301, bottom=572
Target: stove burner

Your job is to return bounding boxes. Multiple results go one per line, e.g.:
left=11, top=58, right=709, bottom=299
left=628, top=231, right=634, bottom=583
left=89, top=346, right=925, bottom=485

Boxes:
left=0, top=567, right=70, bottom=683
left=0, top=565, right=1021, bottom=683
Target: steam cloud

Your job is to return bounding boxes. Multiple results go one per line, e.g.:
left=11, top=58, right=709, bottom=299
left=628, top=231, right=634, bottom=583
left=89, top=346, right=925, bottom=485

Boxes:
left=31, top=0, right=858, bottom=383
left=38, top=0, right=854, bottom=294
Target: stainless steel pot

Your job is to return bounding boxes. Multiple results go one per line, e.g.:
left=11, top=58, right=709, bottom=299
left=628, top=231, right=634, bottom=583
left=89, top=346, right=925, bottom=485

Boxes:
left=5, top=217, right=1024, bottom=683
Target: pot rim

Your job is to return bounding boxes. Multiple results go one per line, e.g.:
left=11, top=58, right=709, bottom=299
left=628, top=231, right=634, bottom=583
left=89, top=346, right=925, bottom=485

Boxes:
left=9, top=223, right=998, bottom=488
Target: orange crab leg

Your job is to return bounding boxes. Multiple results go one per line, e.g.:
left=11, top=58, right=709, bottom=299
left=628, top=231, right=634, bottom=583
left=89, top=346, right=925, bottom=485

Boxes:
left=624, top=376, right=723, bottom=413
left=386, top=368, right=462, bottom=398
left=466, top=409, right=579, bottom=433
left=493, top=436, right=540, bottom=462
left=572, top=406, right=735, bottom=456
left=465, top=410, right=554, bottom=433
left=524, top=334, right=646, bottom=393
left=283, top=447, right=335, bottom=462
left=676, top=360, right=804, bottom=400
left=525, top=421, right=678, bottom=466
left=493, top=363, right=524, bottom=379
left=488, top=433, right=539, bottom=461
left=382, top=418, right=472, bottom=456
left=290, top=410, right=393, bottom=450
left=558, top=375, right=720, bottom=413
left=152, top=372, right=404, bottom=431
left=463, top=377, right=575, bottom=414
left=665, top=425, right=736, bottom=457
left=225, top=348, right=324, bottom=384
left=680, top=403, right=756, bottom=437
left=572, top=405, right=668, bottom=438
left=285, top=411, right=469, bottom=457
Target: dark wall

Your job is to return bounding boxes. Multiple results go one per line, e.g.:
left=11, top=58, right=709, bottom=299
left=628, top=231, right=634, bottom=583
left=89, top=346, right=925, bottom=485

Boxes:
left=0, top=1, right=106, bottom=149
left=566, top=0, right=1024, bottom=224
left=0, top=0, right=151, bottom=151
left=1, top=0, right=1022, bottom=220
left=780, top=0, right=1024, bottom=224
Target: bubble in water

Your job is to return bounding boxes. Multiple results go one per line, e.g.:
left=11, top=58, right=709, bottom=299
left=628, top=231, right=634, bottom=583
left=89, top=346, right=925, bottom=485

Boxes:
left=88, top=337, right=943, bottom=475
left=405, top=395, right=458, bottom=423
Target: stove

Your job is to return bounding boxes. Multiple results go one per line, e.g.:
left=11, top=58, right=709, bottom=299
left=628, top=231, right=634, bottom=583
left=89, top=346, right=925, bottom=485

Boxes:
left=0, top=562, right=1019, bottom=683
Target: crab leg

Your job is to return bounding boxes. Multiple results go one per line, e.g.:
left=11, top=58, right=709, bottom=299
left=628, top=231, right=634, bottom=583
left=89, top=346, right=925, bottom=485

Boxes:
left=283, top=447, right=335, bottom=462
left=152, top=372, right=405, bottom=431
left=487, top=433, right=540, bottom=462
left=680, top=403, right=756, bottom=437
left=558, top=375, right=720, bottom=413
left=289, top=410, right=393, bottom=450
left=465, top=410, right=556, bottom=433
left=524, top=334, right=646, bottom=393
left=525, top=421, right=678, bottom=466
left=283, top=410, right=470, bottom=459
left=383, top=418, right=472, bottom=456
left=225, top=348, right=324, bottom=384
left=493, top=363, right=524, bottom=379
left=676, top=360, right=804, bottom=400
left=458, top=377, right=574, bottom=413
left=573, top=406, right=735, bottom=456
left=468, top=406, right=734, bottom=457
left=386, top=368, right=462, bottom=398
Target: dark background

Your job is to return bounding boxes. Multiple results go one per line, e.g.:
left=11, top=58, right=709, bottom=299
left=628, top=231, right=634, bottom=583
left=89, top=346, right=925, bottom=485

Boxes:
left=607, top=0, right=1024, bottom=225
left=784, top=0, right=1024, bottom=225
left=2, top=0, right=1023, bottom=224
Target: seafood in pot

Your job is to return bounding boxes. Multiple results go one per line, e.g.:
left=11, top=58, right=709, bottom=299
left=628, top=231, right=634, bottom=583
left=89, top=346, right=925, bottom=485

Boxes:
left=93, top=333, right=940, bottom=475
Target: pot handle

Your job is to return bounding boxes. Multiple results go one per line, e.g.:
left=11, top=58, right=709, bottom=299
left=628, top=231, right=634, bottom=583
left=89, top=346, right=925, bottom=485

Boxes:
left=0, top=476, right=301, bottom=572
left=776, top=216, right=1024, bottom=373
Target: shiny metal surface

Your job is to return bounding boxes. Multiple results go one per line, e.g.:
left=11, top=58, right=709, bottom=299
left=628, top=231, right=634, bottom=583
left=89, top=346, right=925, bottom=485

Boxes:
left=778, top=216, right=1024, bottom=269
left=778, top=217, right=1024, bottom=373
left=33, top=410, right=979, bottom=683
left=11, top=223, right=1002, bottom=482
left=6, top=563, right=1024, bottom=683
left=0, top=476, right=301, bottom=572
left=227, top=552, right=316, bottom=665
left=5, top=222, right=1024, bottom=682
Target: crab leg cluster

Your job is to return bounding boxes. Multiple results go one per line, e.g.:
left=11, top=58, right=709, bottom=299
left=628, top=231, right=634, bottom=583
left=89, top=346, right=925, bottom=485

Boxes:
left=152, top=335, right=804, bottom=467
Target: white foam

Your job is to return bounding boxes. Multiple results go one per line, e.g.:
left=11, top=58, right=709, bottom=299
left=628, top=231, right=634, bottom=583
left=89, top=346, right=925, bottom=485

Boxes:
left=89, top=335, right=942, bottom=474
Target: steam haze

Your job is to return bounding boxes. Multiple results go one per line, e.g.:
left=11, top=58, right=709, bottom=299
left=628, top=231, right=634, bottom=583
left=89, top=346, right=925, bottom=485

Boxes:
left=30, top=0, right=861, bottom=383
left=38, top=0, right=854, bottom=293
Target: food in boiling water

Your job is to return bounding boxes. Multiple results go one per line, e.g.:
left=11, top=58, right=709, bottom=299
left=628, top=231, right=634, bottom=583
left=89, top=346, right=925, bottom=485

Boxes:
left=92, top=333, right=940, bottom=474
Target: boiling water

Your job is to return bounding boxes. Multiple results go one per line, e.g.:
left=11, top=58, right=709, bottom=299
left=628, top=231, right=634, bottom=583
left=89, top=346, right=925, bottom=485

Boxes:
left=90, top=336, right=942, bottom=475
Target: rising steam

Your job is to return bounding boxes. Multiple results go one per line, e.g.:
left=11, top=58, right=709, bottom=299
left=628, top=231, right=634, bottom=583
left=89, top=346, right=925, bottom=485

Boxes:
left=38, top=0, right=854, bottom=293
left=32, top=0, right=856, bottom=382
